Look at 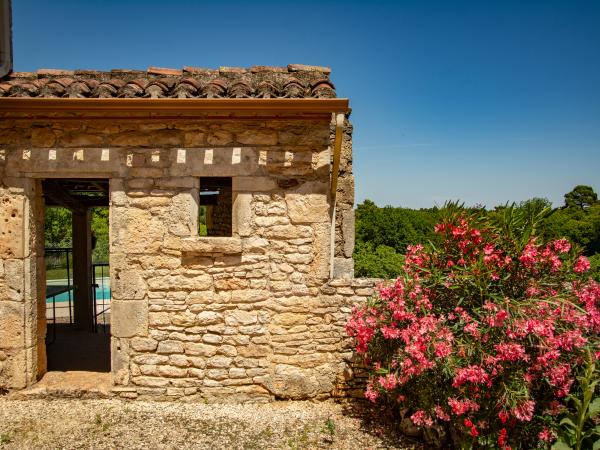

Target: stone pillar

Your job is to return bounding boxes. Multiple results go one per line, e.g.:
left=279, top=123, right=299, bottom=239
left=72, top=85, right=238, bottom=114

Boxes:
left=72, top=209, right=93, bottom=331
left=0, top=177, right=45, bottom=389
left=332, top=118, right=355, bottom=278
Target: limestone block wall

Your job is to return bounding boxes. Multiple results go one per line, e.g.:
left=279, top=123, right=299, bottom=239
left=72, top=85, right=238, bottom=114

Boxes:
left=0, top=176, right=45, bottom=390
left=0, top=115, right=371, bottom=400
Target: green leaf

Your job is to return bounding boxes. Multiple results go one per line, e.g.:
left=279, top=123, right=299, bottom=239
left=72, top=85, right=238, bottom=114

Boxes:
left=590, top=397, right=600, bottom=418
left=584, top=426, right=600, bottom=438
left=560, top=417, right=577, bottom=430
left=552, top=439, right=573, bottom=450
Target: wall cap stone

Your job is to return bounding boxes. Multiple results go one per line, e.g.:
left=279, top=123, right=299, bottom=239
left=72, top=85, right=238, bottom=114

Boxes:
left=181, top=237, right=242, bottom=254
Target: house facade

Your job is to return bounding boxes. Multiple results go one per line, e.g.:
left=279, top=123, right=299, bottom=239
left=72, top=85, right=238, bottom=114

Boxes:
left=0, top=65, right=374, bottom=401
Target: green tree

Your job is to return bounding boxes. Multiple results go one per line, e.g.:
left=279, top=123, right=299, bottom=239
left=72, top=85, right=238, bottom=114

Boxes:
left=355, top=200, right=439, bottom=254
left=354, top=242, right=404, bottom=278
left=44, top=206, right=110, bottom=262
left=564, top=185, right=598, bottom=210
left=541, top=187, right=600, bottom=256
left=44, top=207, right=72, bottom=248
left=91, top=207, right=109, bottom=263
left=517, top=197, right=552, bottom=218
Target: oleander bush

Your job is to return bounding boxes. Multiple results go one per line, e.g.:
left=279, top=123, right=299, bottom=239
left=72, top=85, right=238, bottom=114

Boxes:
left=346, top=205, right=599, bottom=449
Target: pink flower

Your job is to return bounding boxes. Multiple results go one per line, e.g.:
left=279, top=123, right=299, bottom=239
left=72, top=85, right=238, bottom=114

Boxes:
left=495, top=343, right=528, bottom=362
left=464, top=322, right=480, bottom=338
left=452, top=365, right=491, bottom=388
left=487, top=309, right=509, bottom=327
left=546, top=363, right=573, bottom=397
left=511, top=400, right=535, bottom=422
left=434, top=341, right=453, bottom=358
left=448, top=397, right=480, bottom=415
left=553, top=239, right=571, bottom=253
left=364, top=382, right=379, bottom=403
left=574, top=255, right=591, bottom=273
left=549, top=255, right=562, bottom=272
left=434, top=405, right=450, bottom=421
left=498, top=428, right=507, bottom=446
left=538, top=427, right=556, bottom=442
left=519, top=243, right=538, bottom=267
left=378, top=373, right=398, bottom=391
left=381, top=326, right=402, bottom=339
left=410, top=410, right=433, bottom=427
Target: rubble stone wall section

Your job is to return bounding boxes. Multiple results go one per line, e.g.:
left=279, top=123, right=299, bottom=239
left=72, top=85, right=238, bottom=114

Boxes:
left=0, top=116, right=371, bottom=401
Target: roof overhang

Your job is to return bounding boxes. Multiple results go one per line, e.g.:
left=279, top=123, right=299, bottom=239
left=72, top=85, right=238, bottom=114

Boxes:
left=0, top=98, right=349, bottom=121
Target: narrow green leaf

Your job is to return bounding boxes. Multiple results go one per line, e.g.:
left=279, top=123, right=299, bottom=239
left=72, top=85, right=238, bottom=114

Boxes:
left=560, top=417, right=577, bottom=429
left=589, top=397, right=600, bottom=418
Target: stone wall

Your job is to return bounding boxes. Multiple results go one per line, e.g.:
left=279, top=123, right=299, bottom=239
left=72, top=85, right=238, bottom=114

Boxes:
left=332, top=118, right=355, bottom=278
left=0, top=115, right=373, bottom=401
left=0, top=177, right=45, bottom=390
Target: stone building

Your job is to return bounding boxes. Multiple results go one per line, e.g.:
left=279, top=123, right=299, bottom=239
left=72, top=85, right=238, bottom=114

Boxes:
left=0, top=65, right=375, bottom=401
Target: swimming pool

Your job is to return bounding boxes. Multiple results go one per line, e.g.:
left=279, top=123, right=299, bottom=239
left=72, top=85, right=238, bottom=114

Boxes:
left=46, top=278, right=111, bottom=303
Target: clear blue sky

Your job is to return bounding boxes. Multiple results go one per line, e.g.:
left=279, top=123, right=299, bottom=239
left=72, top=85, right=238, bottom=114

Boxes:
left=11, top=0, right=600, bottom=209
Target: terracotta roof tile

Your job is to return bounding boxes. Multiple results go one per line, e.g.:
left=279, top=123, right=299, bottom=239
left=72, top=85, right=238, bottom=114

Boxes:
left=147, top=67, right=182, bottom=76
left=1, top=65, right=336, bottom=99
left=182, top=67, right=218, bottom=75
left=9, top=72, right=35, bottom=78
left=287, top=64, right=331, bottom=74
left=37, top=69, right=76, bottom=77
left=111, top=69, right=145, bottom=75
left=250, top=66, right=288, bottom=73
left=219, top=66, right=248, bottom=74
left=74, top=70, right=102, bottom=76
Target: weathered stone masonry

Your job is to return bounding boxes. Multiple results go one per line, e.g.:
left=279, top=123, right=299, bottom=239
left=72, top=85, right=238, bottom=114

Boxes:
left=0, top=65, right=376, bottom=401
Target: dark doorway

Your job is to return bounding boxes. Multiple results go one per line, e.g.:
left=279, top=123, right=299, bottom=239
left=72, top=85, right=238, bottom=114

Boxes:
left=42, top=179, right=111, bottom=372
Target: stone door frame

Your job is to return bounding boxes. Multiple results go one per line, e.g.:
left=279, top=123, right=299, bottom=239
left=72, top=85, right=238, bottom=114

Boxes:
left=35, top=175, right=114, bottom=383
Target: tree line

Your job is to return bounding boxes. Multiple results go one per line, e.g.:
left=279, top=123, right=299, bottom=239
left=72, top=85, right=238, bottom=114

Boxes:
left=355, top=185, right=600, bottom=280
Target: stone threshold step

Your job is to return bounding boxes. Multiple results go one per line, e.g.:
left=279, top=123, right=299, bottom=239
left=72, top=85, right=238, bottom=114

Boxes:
left=8, top=371, right=112, bottom=400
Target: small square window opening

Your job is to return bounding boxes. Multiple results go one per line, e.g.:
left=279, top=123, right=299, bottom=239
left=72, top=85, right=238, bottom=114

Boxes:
left=199, top=177, right=232, bottom=237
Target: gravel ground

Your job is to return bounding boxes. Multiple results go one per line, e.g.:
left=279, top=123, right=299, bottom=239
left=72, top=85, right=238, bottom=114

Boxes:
left=0, top=398, right=421, bottom=449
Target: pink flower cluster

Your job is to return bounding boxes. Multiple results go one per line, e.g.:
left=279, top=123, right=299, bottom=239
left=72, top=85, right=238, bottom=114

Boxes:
left=346, top=212, right=600, bottom=448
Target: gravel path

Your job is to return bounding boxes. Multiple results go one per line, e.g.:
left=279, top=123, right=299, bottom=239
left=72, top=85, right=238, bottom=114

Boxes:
left=0, top=398, right=420, bottom=449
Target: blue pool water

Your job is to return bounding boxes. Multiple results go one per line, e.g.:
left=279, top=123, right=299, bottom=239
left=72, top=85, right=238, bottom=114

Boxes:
left=46, top=285, right=111, bottom=303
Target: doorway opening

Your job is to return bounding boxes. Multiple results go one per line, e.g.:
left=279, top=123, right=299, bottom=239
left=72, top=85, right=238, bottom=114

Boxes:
left=42, top=179, right=110, bottom=372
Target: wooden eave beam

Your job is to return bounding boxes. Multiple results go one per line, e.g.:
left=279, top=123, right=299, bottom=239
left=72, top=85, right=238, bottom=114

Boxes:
left=0, top=98, right=350, bottom=120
